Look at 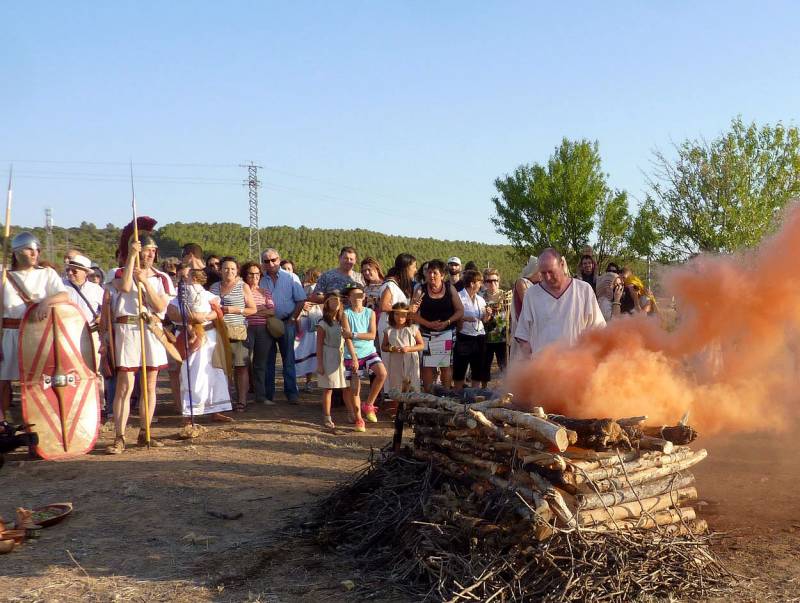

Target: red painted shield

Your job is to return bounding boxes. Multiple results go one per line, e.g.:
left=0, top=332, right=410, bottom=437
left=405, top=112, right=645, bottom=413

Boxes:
left=19, top=302, right=100, bottom=460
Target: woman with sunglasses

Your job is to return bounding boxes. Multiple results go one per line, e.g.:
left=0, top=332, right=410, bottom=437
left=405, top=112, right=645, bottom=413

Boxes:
left=240, top=261, right=276, bottom=404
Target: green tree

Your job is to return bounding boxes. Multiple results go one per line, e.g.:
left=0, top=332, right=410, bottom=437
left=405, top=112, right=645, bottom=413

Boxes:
left=628, top=197, right=662, bottom=261
left=648, top=117, right=800, bottom=256
left=594, top=190, right=631, bottom=268
left=491, top=138, right=610, bottom=261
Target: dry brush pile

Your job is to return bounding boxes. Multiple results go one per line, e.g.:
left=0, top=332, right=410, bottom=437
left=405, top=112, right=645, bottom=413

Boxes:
left=313, top=390, right=736, bottom=602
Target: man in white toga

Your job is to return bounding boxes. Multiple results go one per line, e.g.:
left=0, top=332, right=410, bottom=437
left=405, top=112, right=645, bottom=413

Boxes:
left=514, top=248, right=605, bottom=357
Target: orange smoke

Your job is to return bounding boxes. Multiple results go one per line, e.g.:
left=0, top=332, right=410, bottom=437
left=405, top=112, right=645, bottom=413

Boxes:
left=508, top=202, right=800, bottom=435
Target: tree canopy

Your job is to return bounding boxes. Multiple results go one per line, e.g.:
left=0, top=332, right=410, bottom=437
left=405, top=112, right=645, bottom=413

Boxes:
left=648, top=117, right=800, bottom=257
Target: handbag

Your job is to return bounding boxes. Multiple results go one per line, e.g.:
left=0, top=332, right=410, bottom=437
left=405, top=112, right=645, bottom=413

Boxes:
left=226, top=322, right=248, bottom=342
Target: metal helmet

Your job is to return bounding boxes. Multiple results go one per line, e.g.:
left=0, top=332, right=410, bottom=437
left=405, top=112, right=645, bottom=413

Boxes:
left=11, top=232, right=41, bottom=252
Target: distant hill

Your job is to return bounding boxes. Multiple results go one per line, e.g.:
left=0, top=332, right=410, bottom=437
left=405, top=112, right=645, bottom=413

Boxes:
left=13, top=221, right=521, bottom=285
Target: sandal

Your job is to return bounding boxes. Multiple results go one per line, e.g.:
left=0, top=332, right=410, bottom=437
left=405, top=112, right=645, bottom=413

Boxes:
left=234, top=402, right=247, bottom=413
left=137, top=430, right=164, bottom=447
left=105, top=436, right=125, bottom=455
left=323, top=416, right=336, bottom=429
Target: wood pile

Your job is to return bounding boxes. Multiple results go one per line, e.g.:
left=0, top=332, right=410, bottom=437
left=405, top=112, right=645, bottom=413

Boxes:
left=394, top=390, right=707, bottom=537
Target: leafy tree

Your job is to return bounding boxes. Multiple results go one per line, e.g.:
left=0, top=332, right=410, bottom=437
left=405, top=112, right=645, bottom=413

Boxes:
left=648, top=117, right=800, bottom=256
left=491, top=138, right=611, bottom=262
left=628, top=197, right=662, bottom=261
left=593, top=190, right=631, bottom=268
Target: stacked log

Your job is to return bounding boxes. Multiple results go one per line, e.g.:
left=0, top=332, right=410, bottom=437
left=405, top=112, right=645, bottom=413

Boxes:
left=392, top=390, right=707, bottom=537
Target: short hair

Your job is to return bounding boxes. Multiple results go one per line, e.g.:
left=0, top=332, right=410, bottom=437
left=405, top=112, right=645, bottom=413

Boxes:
left=463, top=261, right=478, bottom=272
left=426, top=259, right=446, bottom=275
left=261, top=247, right=279, bottom=260
left=339, top=246, right=357, bottom=257
left=538, top=247, right=561, bottom=263
left=206, top=253, right=220, bottom=262
left=160, top=257, right=181, bottom=273
left=462, top=269, right=483, bottom=286
left=181, top=243, right=203, bottom=259
left=240, top=261, right=261, bottom=280
left=220, top=255, right=239, bottom=269
left=483, top=268, right=499, bottom=280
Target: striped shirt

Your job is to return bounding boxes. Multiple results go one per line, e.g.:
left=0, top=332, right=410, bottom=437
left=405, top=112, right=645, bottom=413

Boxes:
left=210, top=280, right=246, bottom=328
left=248, top=287, right=275, bottom=327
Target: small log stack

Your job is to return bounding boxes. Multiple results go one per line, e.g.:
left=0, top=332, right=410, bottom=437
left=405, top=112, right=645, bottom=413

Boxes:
left=392, top=390, right=706, bottom=537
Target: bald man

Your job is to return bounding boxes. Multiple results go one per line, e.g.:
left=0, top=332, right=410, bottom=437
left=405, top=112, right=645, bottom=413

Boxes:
left=514, top=248, right=605, bottom=358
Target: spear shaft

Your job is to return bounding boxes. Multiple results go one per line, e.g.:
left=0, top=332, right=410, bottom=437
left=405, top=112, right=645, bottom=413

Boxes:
left=0, top=167, right=13, bottom=376
left=130, top=163, right=152, bottom=448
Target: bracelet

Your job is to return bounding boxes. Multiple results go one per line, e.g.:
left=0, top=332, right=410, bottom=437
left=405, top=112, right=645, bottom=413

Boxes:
left=612, top=302, right=621, bottom=306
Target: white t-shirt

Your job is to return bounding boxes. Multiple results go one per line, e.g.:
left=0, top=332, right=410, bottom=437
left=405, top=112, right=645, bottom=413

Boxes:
left=458, top=289, right=486, bottom=337
left=514, top=279, right=605, bottom=356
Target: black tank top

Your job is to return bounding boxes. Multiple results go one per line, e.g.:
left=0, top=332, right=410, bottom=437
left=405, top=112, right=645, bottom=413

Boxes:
left=419, top=282, right=454, bottom=330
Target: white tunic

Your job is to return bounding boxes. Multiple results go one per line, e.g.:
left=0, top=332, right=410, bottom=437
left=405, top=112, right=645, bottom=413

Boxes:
left=169, top=287, right=231, bottom=416
left=1, top=267, right=68, bottom=380
left=514, top=279, right=605, bottom=357
left=112, top=268, right=176, bottom=371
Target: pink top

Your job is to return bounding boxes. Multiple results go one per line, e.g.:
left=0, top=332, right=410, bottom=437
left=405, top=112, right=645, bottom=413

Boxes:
left=248, top=287, right=275, bottom=327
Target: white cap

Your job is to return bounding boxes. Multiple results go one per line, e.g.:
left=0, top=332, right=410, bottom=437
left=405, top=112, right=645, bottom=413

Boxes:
left=447, top=256, right=462, bottom=265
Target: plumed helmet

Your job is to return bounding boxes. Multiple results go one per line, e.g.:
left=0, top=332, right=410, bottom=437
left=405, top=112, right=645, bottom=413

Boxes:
left=116, top=216, right=158, bottom=264
left=11, top=232, right=41, bottom=252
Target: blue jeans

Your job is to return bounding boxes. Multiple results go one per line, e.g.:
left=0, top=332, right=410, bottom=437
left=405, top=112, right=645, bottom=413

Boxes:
left=249, top=325, right=274, bottom=400
left=266, top=320, right=299, bottom=401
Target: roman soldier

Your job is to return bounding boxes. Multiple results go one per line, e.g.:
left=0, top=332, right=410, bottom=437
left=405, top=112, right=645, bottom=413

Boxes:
left=0, top=233, right=69, bottom=422
left=105, top=218, right=176, bottom=454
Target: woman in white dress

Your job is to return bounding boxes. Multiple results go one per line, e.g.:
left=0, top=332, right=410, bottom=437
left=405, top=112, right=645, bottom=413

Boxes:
left=167, top=268, right=232, bottom=433
left=378, top=254, right=417, bottom=345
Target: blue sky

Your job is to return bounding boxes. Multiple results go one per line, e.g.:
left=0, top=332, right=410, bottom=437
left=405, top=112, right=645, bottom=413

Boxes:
left=2, top=1, right=798, bottom=244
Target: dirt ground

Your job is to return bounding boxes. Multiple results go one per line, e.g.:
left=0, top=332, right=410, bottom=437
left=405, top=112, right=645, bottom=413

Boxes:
left=0, top=375, right=799, bottom=602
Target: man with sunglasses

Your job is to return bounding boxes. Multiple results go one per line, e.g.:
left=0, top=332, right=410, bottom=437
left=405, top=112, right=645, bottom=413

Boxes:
left=64, top=254, right=104, bottom=327
left=259, top=248, right=306, bottom=403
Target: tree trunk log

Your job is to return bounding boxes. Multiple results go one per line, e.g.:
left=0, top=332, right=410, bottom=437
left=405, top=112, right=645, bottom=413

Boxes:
left=576, top=473, right=697, bottom=509
left=641, top=424, right=698, bottom=445
left=577, top=487, right=697, bottom=526
left=485, top=408, right=569, bottom=452
left=547, top=415, right=631, bottom=450
left=576, top=447, right=699, bottom=484
left=580, top=450, right=707, bottom=493
left=589, top=506, right=696, bottom=531
left=638, top=435, right=674, bottom=454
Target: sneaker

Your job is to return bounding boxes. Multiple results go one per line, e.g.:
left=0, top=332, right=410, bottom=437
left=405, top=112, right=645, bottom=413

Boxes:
left=323, top=416, right=336, bottom=429
left=353, top=418, right=366, bottom=433
left=105, top=436, right=125, bottom=455
left=261, top=399, right=275, bottom=406
left=362, top=404, right=378, bottom=423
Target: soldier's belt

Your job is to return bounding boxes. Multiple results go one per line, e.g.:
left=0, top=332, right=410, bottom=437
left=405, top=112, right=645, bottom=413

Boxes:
left=115, top=316, right=143, bottom=325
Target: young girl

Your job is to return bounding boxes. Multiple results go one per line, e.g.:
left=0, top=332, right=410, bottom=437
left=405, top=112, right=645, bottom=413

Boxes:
left=381, top=302, right=423, bottom=393
left=342, top=283, right=387, bottom=424
left=316, top=293, right=360, bottom=430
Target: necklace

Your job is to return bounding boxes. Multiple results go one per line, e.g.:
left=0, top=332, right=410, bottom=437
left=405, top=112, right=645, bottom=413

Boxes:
left=428, top=282, right=444, bottom=295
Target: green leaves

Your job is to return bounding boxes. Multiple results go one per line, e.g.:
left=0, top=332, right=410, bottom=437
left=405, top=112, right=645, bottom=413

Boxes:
left=491, top=138, right=618, bottom=264
left=649, top=117, right=800, bottom=256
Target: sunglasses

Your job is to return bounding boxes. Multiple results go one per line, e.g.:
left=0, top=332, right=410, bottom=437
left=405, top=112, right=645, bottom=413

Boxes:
left=485, top=279, right=499, bottom=283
